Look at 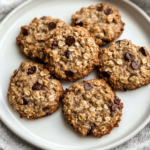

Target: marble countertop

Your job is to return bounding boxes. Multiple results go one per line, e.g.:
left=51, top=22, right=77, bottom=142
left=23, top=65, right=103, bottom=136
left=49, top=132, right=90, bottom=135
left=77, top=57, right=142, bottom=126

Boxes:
left=0, top=0, right=150, bottom=150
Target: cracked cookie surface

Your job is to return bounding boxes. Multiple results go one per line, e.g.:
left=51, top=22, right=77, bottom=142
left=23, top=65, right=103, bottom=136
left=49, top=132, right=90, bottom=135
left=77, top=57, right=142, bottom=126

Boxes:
left=44, top=25, right=100, bottom=82
left=98, top=39, right=150, bottom=91
left=72, top=3, right=124, bottom=46
left=62, top=79, right=123, bottom=137
left=16, top=16, right=65, bottom=62
left=8, top=62, right=64, bottom=119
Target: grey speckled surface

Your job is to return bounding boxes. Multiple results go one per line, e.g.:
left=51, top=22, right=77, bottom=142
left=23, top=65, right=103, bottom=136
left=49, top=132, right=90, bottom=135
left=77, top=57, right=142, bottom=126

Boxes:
left=0, top=0, right=150, bottom=150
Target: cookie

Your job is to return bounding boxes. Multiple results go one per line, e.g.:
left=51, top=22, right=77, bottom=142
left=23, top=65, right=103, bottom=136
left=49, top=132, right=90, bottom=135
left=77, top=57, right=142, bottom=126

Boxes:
left=72, top=3, right=125, bottom=46
left=98, top=39, right=150, bottom=91
left=62, top=79, right=123, bottom=137
left=16, top=16, right=65, bottom=62
left=44, top=25, right=100, bottom=82
left=8, top=62, right=64, bottom=119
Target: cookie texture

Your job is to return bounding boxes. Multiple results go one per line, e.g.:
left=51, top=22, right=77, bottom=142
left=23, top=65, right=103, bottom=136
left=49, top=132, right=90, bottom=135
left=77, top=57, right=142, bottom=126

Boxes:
left=16, top=16, right=65, bottom=62
left=62, top=79, right=123, bottom=137
left=98, top=39, right=150, bottom=91
left=72, top=3, right=124, bottom=46
left=8, top=62, right=64, bottom=119
left=44, top=25, right=100, bottom=82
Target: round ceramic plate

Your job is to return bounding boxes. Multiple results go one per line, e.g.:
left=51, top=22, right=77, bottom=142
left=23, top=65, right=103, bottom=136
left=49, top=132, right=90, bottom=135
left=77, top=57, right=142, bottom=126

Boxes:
left=0, top=0, right=150, bottom=149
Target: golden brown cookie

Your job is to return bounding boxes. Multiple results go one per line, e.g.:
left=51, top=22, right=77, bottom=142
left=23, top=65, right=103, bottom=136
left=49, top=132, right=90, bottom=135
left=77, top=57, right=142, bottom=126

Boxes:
left=16, top=16, right=65, bottom=62
left=72, top=3, right=125, bottom=46
left=44, top=25, right=100, bottom=82
left=98, top=39, right=150, bottom=91
left=8, top=62, right=64, bottom=119
left=62, top=79, right=123, bottom=137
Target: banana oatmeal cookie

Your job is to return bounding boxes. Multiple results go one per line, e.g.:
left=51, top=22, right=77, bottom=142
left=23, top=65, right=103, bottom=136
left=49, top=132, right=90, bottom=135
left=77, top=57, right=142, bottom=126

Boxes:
left=72, top=3, right=124, bottom=46
left=98, top=39, right=150, bottom=91
left=62, top=79, right=123, bottom=138
left=16, top=16, right=65, bottom=62
left=8, top=62, right=64, bottom=119
left=44, top=25, right=100, bottom=82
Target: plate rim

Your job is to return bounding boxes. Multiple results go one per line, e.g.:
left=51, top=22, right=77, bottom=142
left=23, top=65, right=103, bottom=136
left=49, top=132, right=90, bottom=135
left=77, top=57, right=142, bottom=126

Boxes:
left=0, top=0, right=150, bottom=149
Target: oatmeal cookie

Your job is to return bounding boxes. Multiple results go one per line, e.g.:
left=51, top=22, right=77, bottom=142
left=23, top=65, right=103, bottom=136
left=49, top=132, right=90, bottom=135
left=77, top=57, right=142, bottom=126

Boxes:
left=44, top=25, right=100, bottom=82
left=98, top=39, right=150, bottom=91
left=72, top=3, right=125, bottom=46
left=62, top=79, right=123, bottom=137
left=16, top=16, right=65, bottom=62
left=8, top=62, right=64, bottom=119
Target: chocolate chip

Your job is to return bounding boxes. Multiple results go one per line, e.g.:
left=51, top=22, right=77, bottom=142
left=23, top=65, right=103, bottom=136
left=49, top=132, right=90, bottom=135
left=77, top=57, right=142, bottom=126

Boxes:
left=64, top=88, right=68, bottom=94
left=32, top=81, right=43, bottom=90
left=123, top=88, right=128, bottom=91
left=46, top=112, right=52, bottom=116
left=22, top=28, right=28, bottom=36
left=110, top=104, right=120, bottom=114
left=102, top=71, right=111, bottom=78
left=51, top=41, right=58, bottom=50
left=97, top=5, right=103, bottom=11
left=125, top=52, right=133, bottom=60
left=127, top=42, right=129, bottom=45
left=66, top=36, right=75, bottom=45
left=75, top=21, right=83, bottom=26
left=65, top=70, right=74, bottom=77
left=48, top=22, right=56, bottom=30
left=87, top=126, right=94, bottom=136
left=84, top=83, right=92, bottom=91
left=130, top=73, right=138, bottom=77
left=49, top=74, right=56, bottom=79
left=114, top=96, right=120, bottom=104
left=42, top=106, right=50, bottom=111
left=41, top=16, right=46, bottom=20
left=27, top=66, right=36, bottom=75
left=64, top=50, right=71, bottom=59
left=22, top=97, right=30, bottom=105
left=104, top=9, right=113, bottom=15
left=139, top=47, right=147, bottom=56
left=13, top=70, right=18, bottom=78
left=116, top=40, right=123, bottom=44
left=131, top=61, right=139, bottom=70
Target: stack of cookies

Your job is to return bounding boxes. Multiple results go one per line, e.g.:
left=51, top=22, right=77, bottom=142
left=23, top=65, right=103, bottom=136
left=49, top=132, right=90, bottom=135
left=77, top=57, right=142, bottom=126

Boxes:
left=7, top=3, right=150, bottom=138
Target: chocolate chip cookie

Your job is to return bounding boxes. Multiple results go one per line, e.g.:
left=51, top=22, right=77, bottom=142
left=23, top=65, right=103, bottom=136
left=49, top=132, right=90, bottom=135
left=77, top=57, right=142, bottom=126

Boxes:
left=98, top=39, right=150, bottom=91
left=16, top=16, right=65, bottom=62
left=8, top=62, right=64, bottom=119
left=72, top=3, right=125, bottom=46
left=62, top=79, right=123, bottom=137
left=44, top=25, right=100, bottom=82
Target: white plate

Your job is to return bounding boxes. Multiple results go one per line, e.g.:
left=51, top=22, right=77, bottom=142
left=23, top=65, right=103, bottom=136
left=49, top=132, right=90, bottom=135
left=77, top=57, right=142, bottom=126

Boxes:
left=0, top=0, right=150, bottom=149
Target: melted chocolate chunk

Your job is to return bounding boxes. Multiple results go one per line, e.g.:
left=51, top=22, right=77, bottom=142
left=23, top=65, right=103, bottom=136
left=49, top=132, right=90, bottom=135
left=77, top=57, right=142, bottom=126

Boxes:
left=27, top=66, right=36, bottom=75
left=114, top=96, right=120, bottom=104
left=22, top=28, right=28, bottom=36
left=97, top=5, right=103, bottom=11
left=131, top=61, right=139, bottom=70
left=87, top=126, right=95, bottom=136
left=66, top=36, right=75, bottom=45
left=102, top=71, right=111, bottom=78
left=51, top=41, right=58, bottom=50
left=125, top=52, right=133, bottom=60
left=65, top=70, right=74, bottom=77
left=84, top=83, right=92, bottom=91
left=22, top=97, right=31, bottom=105
left=104, top=9, right=113, bottom=15
left=64, top=50, right=71, bottom=59
left=32, top=81, right=43, bottom=90
left=49, top=74, right=56, bottom=79
left=75, top=21, right=83, bottom=27
left=48, top=22, right=56, bottom=30
left=139, top=47, right=147, bottom=56
left=42, top=105, right=50, bottom=111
